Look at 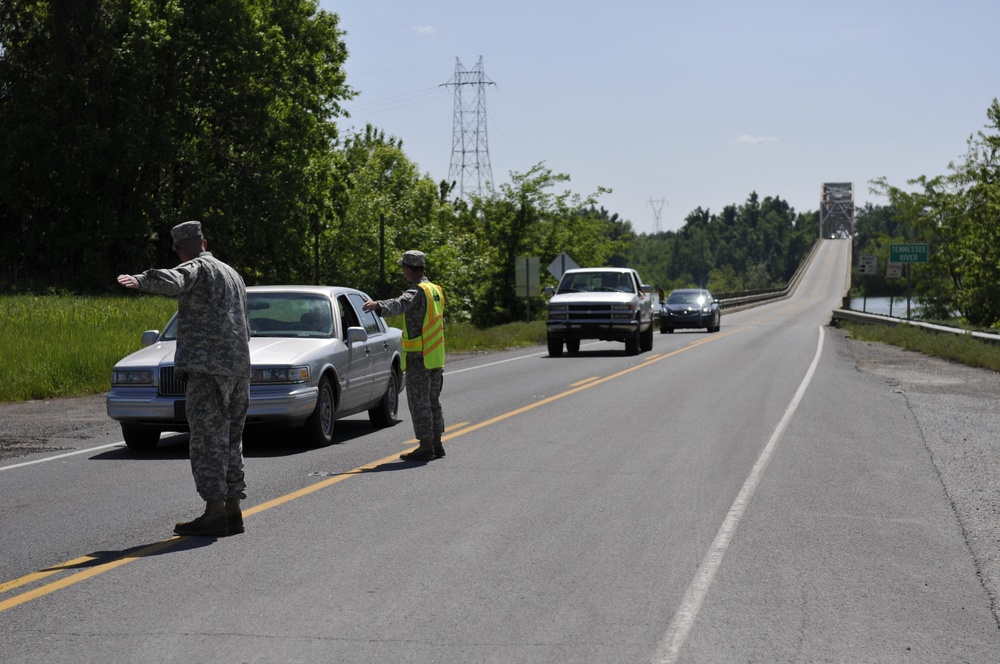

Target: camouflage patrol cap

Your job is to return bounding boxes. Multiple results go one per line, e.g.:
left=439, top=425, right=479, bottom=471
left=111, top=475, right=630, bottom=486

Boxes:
left=170, top=220, right=203, bottom=246
left=398, top=250, right=425, bottom=267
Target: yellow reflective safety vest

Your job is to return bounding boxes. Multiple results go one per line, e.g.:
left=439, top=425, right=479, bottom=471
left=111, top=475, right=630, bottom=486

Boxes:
left=401, top=281, right=445, bottom=370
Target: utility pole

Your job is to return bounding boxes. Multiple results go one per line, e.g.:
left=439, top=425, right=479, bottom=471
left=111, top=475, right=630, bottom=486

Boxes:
left=441, top=56, right=494, bottom=199
left=648, top=196, right=667, bottom=234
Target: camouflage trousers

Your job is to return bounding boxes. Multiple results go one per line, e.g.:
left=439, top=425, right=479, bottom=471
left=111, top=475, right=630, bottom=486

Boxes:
left=184, top=372, right=250, bottom=501
left=405, top=358, right=444, bottom=443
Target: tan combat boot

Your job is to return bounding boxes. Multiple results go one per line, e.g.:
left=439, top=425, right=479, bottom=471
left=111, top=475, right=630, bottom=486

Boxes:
left=174, top=499, right=228, bottom=537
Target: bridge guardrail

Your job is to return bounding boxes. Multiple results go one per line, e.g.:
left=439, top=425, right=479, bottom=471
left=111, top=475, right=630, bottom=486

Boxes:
left=831, top=308, right=1000, bottom=345
left=714, top=238, right=823, bottom=313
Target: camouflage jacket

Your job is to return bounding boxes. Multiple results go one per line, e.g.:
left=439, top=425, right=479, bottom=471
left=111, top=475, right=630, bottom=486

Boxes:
left=376, top=277, right=432, bottom=341
left=133, top=252, right=251, bottom=378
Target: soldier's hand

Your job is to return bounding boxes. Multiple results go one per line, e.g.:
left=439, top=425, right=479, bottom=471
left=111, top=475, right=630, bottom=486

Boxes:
left=117, top=274, right=139, bottom=289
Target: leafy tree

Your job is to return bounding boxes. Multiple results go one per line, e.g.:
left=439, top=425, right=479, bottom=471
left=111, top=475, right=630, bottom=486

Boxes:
left=0, top=0, right=352, bottom=291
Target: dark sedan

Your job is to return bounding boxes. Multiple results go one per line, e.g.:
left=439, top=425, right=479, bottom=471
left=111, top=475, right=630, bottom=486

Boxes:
left=660, top=288, right=721, bottom=333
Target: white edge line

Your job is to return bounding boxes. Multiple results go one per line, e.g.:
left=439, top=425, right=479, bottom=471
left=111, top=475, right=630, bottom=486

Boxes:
left=652, top=325, right=826, bottom=664
left=0, top=441, right=127, bottom=472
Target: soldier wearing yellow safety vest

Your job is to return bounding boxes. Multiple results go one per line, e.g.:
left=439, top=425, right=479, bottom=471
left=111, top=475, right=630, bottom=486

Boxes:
left=362, top=250, right=446, bottom=462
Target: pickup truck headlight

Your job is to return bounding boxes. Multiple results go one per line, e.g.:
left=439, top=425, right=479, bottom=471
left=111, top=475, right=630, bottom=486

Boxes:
left=611, top=303, right=635, bottom=320
left=252, top=366, right=310, bottom=384
left=548, top=304, right=569, bottom=320
left=112, top=370, right=153, bottom=385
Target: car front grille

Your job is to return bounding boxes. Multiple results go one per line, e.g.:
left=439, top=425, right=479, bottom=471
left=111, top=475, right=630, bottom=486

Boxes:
left=564, top=304, right=616, bottom=321
left=159, top=367, right=187, bottom=396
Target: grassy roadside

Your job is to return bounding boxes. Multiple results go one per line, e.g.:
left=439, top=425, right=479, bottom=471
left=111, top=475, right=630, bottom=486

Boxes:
left=835, top=320, right=1000, bottom=372
left=0, top=295, right=547, bottom=403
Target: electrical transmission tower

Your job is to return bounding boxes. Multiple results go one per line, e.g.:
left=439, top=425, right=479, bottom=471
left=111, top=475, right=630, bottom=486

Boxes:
left=648, top=197, right=667, bottom=233
left=441, top=56, right=494, bottom=199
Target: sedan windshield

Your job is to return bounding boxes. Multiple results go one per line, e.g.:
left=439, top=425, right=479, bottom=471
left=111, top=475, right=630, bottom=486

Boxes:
left=667, top=291, right=709, bottom=305
left=161, top=294, right=335, bottom=340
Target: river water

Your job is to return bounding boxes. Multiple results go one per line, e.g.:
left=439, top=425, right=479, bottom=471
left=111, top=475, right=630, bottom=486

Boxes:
left=846, top=296, right=922, bottom=318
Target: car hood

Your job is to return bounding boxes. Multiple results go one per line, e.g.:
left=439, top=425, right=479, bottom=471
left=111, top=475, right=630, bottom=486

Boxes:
left=112, top=337, right=338, bottom=368
left=550, top=292, right=636, bottom=305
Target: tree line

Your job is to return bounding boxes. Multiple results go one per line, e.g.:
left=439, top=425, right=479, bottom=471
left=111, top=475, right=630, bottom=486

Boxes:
left=0, top=0, right=876, bottom=328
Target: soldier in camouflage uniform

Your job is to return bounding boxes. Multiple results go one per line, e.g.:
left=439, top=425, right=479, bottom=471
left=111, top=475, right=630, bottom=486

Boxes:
left=363, top=250, right=445, bottom=462
left=116, top=220, right=251, bottom=536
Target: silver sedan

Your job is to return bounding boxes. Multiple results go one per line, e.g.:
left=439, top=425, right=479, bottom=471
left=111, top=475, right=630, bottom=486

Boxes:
left=107, top=285, right=405, bottom=450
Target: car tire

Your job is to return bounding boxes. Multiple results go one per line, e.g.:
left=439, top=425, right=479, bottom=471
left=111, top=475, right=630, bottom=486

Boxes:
left=661, top=326, right=673, bottom=334
left=121, top=424, right=161, bottom=451
left=625, top=328, right=640, bottom=356
left=565, top=338, right=581, bottom=354
left=369, top=368, right=400, bottom=428
left=547, top=334, right=564, bottom=357
left=640, top=325, right=654, bottom=352
left=303, top=375, right=336, bottom=447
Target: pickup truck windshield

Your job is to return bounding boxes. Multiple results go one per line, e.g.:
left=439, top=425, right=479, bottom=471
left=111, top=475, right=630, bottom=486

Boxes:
left=558, top=272, right=635, bottom=294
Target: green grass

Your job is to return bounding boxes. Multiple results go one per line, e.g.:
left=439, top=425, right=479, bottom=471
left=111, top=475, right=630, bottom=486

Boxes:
left=0, top=294, right=178, bottom=402
left=836, top=321, right=1000, bottom=372
left=0, top=296, right=547, bottom=403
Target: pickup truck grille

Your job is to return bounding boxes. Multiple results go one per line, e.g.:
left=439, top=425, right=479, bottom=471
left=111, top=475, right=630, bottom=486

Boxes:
left=559, top=304, right=632, bottom=322
left=159, top=366, right=187, bottom=396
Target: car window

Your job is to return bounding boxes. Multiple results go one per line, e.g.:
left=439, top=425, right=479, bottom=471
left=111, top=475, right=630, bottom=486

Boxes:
left=347, top=293, right=383, bottom=336
left=246, top=293, right=334, bottom=338
left=557, top=272, right=633, bottom=294
left=668, top=291, right=701, bottom=305
left=337, top=295, right=362, bottom=341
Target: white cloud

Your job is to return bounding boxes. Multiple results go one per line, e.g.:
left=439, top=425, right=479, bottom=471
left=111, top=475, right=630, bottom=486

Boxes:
left=736, top=134, right=779, bottom=144
left=410, top=25, right=436, bottom=35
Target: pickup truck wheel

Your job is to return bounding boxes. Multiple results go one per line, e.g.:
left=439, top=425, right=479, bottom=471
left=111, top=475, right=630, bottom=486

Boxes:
left=121, top=424, right=161, bottom=451
left=625, top=328, right=640, bottom=355
left=304, top=375, right=336, bottom=447
left=660, top=326, right=673, bottom=334
left=566, top=339, right=581, bottom=354
left=640, top=325, right=654, bottom=352
left=547, top=334, right=564, bottom=357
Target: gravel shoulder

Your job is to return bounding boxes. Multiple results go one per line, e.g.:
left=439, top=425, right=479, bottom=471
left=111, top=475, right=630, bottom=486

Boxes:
left=838, top=328, right=1000, bottom=627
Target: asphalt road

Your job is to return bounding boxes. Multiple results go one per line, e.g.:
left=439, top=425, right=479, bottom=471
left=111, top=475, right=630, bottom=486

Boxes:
left=1, top=239, right=998, bottom=663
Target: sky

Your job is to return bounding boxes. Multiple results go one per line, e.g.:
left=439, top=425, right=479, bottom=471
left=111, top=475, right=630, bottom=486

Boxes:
left=320, top=1, right=999, bottom=234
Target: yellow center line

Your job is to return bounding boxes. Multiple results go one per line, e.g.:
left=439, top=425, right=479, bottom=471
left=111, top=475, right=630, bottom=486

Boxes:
left=0, top=333, right=741, bottom=613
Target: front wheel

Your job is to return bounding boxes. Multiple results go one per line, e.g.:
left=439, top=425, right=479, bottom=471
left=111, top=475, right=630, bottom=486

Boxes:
left=369, top=369, right=400, bottom=428
left=121, top=424, right=161, bottom=451
left=547, top=334, right=564, bottom=357
left=640, top=325, right=654, bottom=352
left=303, top=375, right=336, bottom=447
left=625, top=328, right=640, bottom=356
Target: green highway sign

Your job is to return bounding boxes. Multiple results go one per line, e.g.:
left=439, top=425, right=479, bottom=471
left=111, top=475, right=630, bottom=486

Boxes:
left=889, top=243, right=929, bottom=263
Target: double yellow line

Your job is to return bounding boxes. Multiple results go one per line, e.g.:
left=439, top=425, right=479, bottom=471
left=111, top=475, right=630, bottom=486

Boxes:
left=0, top=331, right=736, bottom=613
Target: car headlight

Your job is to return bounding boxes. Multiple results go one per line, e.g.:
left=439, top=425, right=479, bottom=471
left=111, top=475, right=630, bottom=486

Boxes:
left=112, top=370, right=153, bottom=385
left=251, top=366, right=310, bottom=384
left=548, top=304, right=568, bottom=320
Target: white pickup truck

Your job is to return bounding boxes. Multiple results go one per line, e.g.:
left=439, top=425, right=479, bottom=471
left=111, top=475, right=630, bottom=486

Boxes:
left=544, top=267, right=654, bottom=356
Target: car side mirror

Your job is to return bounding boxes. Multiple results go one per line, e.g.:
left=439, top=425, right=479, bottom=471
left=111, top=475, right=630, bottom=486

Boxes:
left=141, top=330, right=159, bottom=347
left=544, top=285, right=554, bottom=296
left=641, top=284, right=652, bottom=294
left=346, top=326, right=369, bottom=345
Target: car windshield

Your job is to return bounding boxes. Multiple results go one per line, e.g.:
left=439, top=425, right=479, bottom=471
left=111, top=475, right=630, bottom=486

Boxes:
left=161, top=293, right=335, bottom=340
left=667, top=291, right=708, bottom=305
left=557, top=272, right=635, bottom=294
